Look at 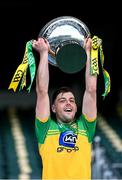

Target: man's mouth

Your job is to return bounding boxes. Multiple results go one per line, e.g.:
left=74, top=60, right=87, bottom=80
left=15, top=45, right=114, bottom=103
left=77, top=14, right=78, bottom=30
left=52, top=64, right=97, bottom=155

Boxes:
left=64, top=108, right=72, bottom=112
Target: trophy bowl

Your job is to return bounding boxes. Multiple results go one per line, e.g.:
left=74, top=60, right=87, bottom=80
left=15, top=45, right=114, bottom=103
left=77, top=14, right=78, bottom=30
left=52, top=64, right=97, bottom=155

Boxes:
left=38, top=16, right=91, bottom=73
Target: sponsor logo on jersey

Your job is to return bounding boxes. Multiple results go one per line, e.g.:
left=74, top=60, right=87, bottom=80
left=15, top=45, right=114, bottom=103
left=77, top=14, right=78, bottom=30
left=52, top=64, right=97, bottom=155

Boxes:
left=57, top=146, right=79, bottom=153
left=59, top=130, right=77, bottom=148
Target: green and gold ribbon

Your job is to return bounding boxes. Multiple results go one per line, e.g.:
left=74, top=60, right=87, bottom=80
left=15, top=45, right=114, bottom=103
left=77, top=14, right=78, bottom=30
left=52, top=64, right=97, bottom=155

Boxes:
left=8, top=40, right=36, bottom=92
left=90, top=35, right=111, bottom=98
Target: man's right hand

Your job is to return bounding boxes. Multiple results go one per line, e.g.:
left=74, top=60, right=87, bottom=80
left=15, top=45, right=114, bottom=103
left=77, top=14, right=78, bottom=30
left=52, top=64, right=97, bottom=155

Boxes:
left=32, top=37, right=49, bottom=55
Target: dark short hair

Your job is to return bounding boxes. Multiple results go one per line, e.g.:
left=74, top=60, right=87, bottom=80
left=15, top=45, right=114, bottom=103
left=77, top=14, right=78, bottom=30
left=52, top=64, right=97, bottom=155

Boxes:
left=51, top=86, right=75, bottom=104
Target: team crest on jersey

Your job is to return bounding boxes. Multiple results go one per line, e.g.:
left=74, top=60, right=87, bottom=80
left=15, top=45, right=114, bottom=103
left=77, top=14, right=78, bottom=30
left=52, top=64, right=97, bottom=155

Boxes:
left=59, top=130, right=77, bottom=148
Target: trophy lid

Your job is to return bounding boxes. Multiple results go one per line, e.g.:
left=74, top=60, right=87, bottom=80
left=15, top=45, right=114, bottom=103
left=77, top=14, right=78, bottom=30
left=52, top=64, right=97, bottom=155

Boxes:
left=39, top=16, right=90, bottom=73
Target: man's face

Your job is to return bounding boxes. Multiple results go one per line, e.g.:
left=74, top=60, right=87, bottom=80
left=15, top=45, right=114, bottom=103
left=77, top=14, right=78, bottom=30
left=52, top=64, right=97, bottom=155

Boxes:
left=52, top=92, right=77, bottom=123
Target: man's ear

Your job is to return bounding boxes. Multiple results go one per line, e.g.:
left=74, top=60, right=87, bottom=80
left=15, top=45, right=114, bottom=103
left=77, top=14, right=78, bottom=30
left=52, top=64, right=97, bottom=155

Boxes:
left=51, top=104, right=56, bottom=113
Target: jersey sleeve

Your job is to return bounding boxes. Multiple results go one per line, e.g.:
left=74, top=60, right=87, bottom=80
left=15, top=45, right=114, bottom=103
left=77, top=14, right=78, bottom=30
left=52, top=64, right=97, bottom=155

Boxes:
left=35, top=117, right=51, bottom=144
left=79, top=114, right=97, bottom=143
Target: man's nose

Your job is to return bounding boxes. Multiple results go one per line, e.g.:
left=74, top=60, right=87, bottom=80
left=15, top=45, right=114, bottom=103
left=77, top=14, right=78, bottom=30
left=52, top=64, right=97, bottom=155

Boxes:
left=66, top=101, right=71, bottom=105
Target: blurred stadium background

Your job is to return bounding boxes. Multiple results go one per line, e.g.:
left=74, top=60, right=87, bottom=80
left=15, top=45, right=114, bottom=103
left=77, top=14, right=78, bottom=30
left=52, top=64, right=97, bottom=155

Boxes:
left=0, top=1, right=122, bottom=179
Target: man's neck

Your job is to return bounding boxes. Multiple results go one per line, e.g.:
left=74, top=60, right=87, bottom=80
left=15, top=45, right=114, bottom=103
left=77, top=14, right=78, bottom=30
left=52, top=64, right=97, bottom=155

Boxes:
left=57, top=119, right=74, bottom=125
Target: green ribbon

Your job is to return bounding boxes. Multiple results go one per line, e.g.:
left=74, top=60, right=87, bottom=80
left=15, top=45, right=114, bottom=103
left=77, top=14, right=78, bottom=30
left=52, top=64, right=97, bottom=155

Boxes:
left=27, top=40, right=36, bottom=92
left=99, top=44, right=111, bottom=99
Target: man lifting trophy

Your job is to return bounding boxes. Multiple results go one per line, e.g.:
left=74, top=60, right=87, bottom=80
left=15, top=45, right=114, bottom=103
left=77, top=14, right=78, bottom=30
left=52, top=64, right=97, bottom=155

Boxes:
left=8, top=16, right=111, bottom=180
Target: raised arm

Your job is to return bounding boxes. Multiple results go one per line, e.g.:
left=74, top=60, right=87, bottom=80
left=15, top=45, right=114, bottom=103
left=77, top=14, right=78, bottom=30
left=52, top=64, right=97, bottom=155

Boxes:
left=82, top=38, right=97, bottom=120
left=32, top=38, right=50, bottom=120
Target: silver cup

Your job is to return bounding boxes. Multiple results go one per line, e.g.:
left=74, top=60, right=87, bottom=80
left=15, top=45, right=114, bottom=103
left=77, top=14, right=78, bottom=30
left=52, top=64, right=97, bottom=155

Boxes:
left=39, top=16, right=90, bottom=73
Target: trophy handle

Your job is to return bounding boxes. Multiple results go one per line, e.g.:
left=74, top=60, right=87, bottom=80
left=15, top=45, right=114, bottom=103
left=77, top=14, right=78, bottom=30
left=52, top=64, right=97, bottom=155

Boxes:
left=49, top=48, right=55, bottom=58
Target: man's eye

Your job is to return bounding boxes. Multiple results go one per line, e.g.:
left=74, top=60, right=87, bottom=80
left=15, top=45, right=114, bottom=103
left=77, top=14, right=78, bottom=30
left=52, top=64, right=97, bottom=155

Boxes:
left=60, top=99, right=65, bottom=102
left=70, top=100, right=75, bottom=103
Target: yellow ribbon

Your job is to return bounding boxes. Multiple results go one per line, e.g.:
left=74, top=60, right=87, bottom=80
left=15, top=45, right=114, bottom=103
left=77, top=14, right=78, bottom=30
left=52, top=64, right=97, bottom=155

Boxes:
left=90, top=35, right=101, bottom=75
left=8, top=44, right=29, bottom=92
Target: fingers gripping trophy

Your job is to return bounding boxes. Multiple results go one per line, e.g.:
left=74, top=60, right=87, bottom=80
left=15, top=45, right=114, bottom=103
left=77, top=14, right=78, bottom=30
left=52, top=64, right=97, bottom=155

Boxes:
left=8, top=16, right=111, bottom=98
